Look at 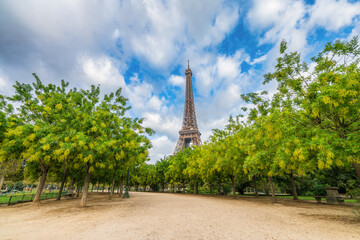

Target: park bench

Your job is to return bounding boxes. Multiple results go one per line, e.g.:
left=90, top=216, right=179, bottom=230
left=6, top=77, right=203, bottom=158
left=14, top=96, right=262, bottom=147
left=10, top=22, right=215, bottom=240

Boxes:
left=325, top=187, right=345, bottom=205
left=63, top=186, right=75, bottom=199
left=314, top=195, right=344, bottom=204
left=64, top=193, right=74, bottom=199
left=314, top=196, right=324, bottom=203
left=315, top=187, right=345, bottom=205
left=335, top=196, right=345, bottom=204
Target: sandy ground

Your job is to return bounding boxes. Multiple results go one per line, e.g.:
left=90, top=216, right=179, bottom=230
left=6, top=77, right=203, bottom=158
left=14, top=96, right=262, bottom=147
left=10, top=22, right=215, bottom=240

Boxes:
left=0, top=192, right=359, bottom=240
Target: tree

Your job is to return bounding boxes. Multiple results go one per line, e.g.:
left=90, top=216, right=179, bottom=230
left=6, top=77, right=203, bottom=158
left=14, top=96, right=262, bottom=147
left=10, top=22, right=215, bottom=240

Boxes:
left=0, top=96, right=22, bottom=190
left=263, top=37, right=360, bottom=180
left=77, top=86, right=130, bottom=207
left=167, top=149, right=190, bottom=193
left=184, top=146, right=202, bottom=194
left=1, top=75, right=75, bottom=202
left=155, top=156, right=171, bottom=192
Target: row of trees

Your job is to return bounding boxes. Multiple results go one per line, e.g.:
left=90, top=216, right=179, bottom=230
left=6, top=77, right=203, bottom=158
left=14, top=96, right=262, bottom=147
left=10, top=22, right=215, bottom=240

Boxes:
left=0, top=75, right=153, bottom=206
left=134, top=37, right=360, bottom=201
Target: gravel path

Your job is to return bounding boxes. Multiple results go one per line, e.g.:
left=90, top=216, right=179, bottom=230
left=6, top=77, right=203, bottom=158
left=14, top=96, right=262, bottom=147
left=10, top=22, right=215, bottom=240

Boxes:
left=0, top=192, right=359, bottom=240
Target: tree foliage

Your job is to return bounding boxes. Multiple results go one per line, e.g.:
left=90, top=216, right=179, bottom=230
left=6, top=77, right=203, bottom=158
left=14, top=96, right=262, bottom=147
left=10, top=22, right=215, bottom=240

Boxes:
left=0, top=74, right=153, bottom=206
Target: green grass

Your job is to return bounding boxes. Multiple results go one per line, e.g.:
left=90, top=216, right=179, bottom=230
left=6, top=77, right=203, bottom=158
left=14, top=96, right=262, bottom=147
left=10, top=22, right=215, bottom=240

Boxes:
left=276, top=195, right=319, bottom=200
left=271, top=195, right=357, bottom=203
left=0, top=191, right=66, bottom=205
left=241, top=193, right=358, bottom=203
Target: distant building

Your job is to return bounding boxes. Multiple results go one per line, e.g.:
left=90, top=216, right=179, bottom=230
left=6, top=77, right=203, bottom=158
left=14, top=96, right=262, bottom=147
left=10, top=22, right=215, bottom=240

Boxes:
left=173, top=61, right=202, bottom=154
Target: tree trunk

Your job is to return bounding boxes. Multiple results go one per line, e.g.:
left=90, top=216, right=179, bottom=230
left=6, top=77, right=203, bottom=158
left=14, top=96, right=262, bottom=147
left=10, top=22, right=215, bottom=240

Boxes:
left=56, top=167, right=68, bottom=200
left=109, top=176, right=116, bottom=200
left=231, top=176, right=236, bottom=199
left=112, top=183, right=115, bottom=194
left=143, top=184, right=146, bottom=192
left=76, top=185, right=80, bottom=197
left=171, top=184, right=174, bottom=193
left=0, top=174, right=5, bottom=190
left=253, top=176, right=259, bottom=197
left=194, top=182, right=198, bottom=194
left=210, top=183, right=214, bottom=196
left=80, top=165, right=91, bottom=207
left=268, top=176, right=276, bottom=202
left=182, top=181, right=185, bottom=194
left=219, top=181, right=223, bottom=195
left=75, top=184, right=80, bottom=197
left=352, top=162, right=360, bottom=180
left=102, top=183, right=105, bottom=192
left=33, top=165, right=49, bottom=203
left=119, top=178, right=124, bottom=196
left=264, top=179, right=269, bottom=196
left=289, top=172, right=298, bottom=200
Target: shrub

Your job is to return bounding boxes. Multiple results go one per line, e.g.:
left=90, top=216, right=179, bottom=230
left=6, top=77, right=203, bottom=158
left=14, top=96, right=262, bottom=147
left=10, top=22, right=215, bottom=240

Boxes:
left=312, top=184, right=326, bottom=196
left=347, top=188, right=360, bottom=218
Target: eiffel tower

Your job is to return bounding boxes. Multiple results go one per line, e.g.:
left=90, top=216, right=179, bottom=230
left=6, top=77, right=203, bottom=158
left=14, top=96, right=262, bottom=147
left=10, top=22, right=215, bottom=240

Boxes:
left=174, top=61, right=202, bottom=154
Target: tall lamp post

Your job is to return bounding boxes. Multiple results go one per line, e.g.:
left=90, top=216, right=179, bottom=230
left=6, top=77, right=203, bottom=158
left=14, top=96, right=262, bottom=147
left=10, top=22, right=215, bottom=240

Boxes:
left=123, top=168, right=130, bottom=198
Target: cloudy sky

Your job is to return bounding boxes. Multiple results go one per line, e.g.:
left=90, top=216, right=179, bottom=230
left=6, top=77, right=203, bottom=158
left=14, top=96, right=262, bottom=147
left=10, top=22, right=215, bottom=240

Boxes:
left=1, top=0, right=360, bottom=163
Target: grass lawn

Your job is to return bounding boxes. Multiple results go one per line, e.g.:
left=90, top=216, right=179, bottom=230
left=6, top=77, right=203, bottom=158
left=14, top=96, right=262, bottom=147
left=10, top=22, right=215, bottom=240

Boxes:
left=241, top=193, right=358, bottom=203
left=0, top=191, right=65, bottom=205
left=274, top=195, right=357, bottom=203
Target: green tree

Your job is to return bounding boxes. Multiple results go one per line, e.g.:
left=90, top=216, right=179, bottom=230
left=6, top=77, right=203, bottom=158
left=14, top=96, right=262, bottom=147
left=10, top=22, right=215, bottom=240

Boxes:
left=263, top=37, right=360, bottom=180
left=155, top=156, right=171, bottom=192
left=2, top=75, right=74, bottom=202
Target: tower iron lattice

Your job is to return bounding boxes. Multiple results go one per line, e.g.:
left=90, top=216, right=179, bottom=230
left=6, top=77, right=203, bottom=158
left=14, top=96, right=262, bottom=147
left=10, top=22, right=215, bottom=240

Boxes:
left=173, top=61, right=202, bottom=154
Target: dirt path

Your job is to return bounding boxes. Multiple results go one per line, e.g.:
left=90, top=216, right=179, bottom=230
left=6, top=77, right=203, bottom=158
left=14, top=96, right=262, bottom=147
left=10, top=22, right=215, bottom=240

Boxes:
left=0, top=192, right=359, bottom=240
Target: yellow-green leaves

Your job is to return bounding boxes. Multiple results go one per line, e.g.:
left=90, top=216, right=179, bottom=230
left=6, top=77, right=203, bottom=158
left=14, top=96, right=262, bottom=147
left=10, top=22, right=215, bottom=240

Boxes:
left=55, top=103, right=62, bottom=111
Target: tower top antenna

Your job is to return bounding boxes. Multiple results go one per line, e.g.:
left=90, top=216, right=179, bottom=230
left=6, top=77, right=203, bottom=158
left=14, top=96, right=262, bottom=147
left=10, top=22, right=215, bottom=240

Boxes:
left=187, top=60, right=189, bottom=69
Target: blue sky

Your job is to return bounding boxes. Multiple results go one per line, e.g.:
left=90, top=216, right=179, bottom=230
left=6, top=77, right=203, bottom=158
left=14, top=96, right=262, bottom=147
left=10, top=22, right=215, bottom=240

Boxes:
left=1, top=0, right=360, bottom=163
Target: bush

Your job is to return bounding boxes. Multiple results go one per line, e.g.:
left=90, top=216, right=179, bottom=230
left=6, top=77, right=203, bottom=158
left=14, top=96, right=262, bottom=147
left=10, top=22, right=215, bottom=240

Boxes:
left=199, top=185, right=210, bottom=194
left=223, top=184, right=231, bottom=195
left=347, top=188, right=360, bottom=218
left=150, top=184, right=159, bottom=192
left=304, top=191, right=314, bottom=196
left=312, top=184, right=326, bottom=196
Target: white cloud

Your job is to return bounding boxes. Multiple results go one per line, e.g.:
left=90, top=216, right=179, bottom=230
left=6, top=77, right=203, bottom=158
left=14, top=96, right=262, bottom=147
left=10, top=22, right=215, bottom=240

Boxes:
left=143, top=112, right=181, bottom=141
left=253, top=0, right=306, bottom=49
left=147, top=96, right=163, bottom=111
left=247, top=0, right=290, bottom=30
left=79, top=56, right=164, bottom=116
left=112, top=0, right=239, bottom=69
left=348, top=18, right=360, bottom=40
left=195, top=49, right=249, bottom=98
left=169, top=75, right=185, bottom=87
left=0, top=69, right=12, bottom=95
left=308, top=0, right=360, bottom=32
left=195, top=63, right=216, bottom=97
left=148, top=135, right=176, bottom=163
left=247, top=0, right=360, bottom=53
left=251, top=54, right=267, bottom=65
left=125, top=80, right=153, bottom=110
left=217, top=56, right=239, bottom=79
left=80, top=55, right=125, bottom=88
